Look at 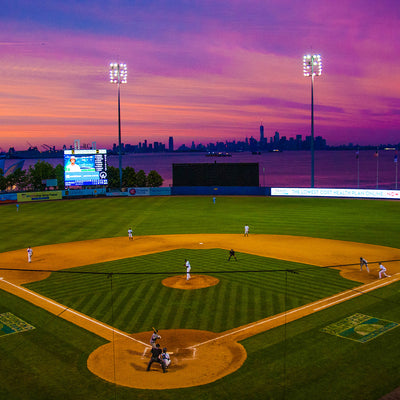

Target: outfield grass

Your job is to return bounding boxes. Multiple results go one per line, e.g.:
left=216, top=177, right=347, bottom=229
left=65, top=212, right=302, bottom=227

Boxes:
left=0, top=196, right=399, bottom=400
left=0, top=197, right=399, bottom=252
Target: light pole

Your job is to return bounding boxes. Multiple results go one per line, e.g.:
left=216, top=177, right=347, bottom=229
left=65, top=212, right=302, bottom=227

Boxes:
left=109, top=62, right=127, bottom=189
left=303, top=54, right=322, bottom=188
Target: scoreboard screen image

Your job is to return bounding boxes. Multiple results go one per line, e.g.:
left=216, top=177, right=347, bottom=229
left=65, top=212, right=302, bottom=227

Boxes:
left=64, top=149, right=108, bottom=187
left=173, top=163, right=259, bottom=187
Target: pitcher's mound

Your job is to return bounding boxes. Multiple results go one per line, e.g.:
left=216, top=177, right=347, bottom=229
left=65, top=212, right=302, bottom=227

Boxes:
left=162, top=275, right=219, bottom=289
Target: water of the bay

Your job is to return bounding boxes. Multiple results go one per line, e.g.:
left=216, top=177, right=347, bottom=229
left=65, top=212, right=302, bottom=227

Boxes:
left=4, top=150, right=399, bottom=189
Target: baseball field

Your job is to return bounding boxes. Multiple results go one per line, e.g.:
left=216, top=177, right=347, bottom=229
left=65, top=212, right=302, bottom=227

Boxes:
left=0, top=196, right=399, bottom=400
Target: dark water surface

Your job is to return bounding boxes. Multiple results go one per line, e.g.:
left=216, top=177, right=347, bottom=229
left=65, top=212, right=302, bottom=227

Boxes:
left=4, top=150, right=399, bottom=189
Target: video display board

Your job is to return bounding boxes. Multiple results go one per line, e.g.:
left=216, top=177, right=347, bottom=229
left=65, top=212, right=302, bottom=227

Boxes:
left=173, top=163, right=259, bottom=186
left=64, top=149, right=108, bottom=187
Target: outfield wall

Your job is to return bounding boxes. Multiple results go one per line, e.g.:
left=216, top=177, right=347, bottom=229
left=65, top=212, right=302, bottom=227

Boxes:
left=171, top=186, right=269, bottom=196
left=2, top=186, right=400, bottom=203
left=271, top=187, right=400, bottom=199
left=63, top=188, right=107, bottom=197
left=0, top=193, right=17, bottom=203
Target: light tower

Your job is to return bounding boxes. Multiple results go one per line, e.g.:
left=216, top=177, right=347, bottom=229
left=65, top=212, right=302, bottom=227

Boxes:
left=303, top=54, right=322, bottom=188
left=109, top=62, right=127, bottom=189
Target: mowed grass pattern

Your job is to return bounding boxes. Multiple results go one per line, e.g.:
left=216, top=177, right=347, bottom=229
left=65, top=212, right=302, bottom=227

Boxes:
left=1, top=196, right=399, bottom=253
left=25, top=249, right=359, bottom=333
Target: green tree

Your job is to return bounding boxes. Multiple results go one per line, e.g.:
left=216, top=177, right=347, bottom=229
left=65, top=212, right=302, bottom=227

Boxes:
left=146, top=170, right=163, bottom=187
left=0, top=169, right=6, bottom=191
left=7, top=168, right=29, bottom=191
left=122, top=166, right=136, bottom=187
left=28, top=161, right=55, bottom=190
left=135, top=169, right=147, bottom=187
left=54, top=164, right=65, bottom=188
left=107, top=166, right=120, bottom=189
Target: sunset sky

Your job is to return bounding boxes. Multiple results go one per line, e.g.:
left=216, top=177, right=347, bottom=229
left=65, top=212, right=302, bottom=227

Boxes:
left=1, top=0, right=399, bottom=150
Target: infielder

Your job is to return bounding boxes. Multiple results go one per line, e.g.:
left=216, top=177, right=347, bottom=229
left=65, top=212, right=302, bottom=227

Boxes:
left=360, top=257, right=369, bottom=273
left=150, top=328, right=161, bottom=348
left=27, top=246, right=33, bottom=263
left=244, top=224, right=249, bottom=237
left=378, top=262, right=390, bottom=279
left=228, top=249, right=237, bottom=261
left=185, top=259, right=191, bottom=281
left=128, top=227, right=133, bottom=240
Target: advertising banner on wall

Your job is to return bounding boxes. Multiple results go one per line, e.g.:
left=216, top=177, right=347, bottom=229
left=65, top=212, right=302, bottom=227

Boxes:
left=17, top=191, right=63, bottom=202
left=271, top=188, right=400, bottom=200
left=127, top=187, right=171, bottom=196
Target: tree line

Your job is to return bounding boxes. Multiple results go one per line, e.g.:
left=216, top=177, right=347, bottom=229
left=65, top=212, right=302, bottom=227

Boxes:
left=0, top=161, right=163, bottom=192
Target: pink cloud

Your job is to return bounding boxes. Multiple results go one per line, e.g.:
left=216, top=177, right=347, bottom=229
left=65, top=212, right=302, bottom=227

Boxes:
left=0, top=1, right=399, bottom=150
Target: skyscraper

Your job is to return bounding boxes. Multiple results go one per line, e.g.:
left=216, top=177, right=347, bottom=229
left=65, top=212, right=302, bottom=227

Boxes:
left=169, top=136, right=174, bottom=152
left=274, top=131, right=280, bottom=145
left=260, top=124, right=264, bottom=142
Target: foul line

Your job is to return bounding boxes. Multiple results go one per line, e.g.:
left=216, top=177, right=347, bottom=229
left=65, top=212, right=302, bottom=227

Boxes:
left=0, top=278, right=150, bottom=348
left=190, top=273, right=400, bottom=349
left=1, top=273, right=399, bottom=352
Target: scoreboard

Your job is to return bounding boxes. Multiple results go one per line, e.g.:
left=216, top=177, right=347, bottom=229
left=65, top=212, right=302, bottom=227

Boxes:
left=64, top=149, right=108, bottom=187
left=173, top=163, right=259, bottom=187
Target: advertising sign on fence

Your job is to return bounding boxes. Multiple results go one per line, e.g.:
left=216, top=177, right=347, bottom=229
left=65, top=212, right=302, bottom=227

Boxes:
left=17, top=191, right=62, bottom=202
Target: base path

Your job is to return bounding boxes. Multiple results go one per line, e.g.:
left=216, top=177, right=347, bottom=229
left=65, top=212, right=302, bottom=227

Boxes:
left=0, top=234, right=399, bottom=389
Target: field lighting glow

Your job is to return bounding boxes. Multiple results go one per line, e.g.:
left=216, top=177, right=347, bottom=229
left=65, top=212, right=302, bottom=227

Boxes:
left=109, top=63, right=127, bottom=83
left=303, top=54, right=322, bottom=77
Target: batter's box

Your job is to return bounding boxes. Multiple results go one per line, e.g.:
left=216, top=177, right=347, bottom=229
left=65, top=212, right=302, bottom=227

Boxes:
left=0, top=312, right=35, bottom=338
left=321, top=313, right=398, bottom=343
left=141, top=347, right=195, bottom=360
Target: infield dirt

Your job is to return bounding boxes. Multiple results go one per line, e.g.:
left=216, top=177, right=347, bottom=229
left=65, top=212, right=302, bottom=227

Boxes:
left=1, top=234, right=399, bottom=389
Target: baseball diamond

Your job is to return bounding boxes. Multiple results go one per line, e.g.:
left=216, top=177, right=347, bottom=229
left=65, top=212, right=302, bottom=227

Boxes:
left=0, top=196, right=399, bottom=400
left=0, top=234, right=399, bottom=390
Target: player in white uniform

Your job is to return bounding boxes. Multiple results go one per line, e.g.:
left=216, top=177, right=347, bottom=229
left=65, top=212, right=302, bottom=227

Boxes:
left=65, top=156, right=81, bottom=172
left=27, top=247, right=33, bottom=263
left=128, top=228, right=133, bottom=240
left=160, top=348, right=171, bottom=373
left=244, top=224, right=249, bottom=237
left=185, top=259, right=191, bottom=280
left=378, top=262, right=390, bottom=279
left=360, top=257, right=369, bottom=273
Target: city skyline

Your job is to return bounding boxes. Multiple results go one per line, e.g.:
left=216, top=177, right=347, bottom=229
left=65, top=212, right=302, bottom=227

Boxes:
left=1, top=1, right=399, bottom=150
left=5, top=126, right=398, bottom=158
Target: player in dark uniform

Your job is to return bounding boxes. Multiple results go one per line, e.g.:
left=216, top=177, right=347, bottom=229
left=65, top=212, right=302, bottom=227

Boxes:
left=228, top=249, right=237, bottom=261
left=146, top=343, right=163, bottom=371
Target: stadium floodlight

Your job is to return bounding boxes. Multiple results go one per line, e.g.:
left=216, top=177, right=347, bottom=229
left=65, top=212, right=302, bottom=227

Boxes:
left=109, top=62, right=128, bottom=189
left=303, top=54, right=322, bottom=188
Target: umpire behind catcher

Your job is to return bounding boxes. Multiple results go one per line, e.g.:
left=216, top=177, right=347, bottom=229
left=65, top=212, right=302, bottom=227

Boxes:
left=146, top=343, right=163, bottom=371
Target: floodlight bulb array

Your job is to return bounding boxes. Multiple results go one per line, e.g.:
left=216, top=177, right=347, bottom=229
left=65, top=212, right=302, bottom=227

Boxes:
left=109, top=63, right=128, bottom=84
left=303, top=54, right=322, bottom=77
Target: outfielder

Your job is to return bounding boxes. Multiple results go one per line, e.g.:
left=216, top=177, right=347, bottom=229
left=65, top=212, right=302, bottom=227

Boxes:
left=27, top=246, right=33, bottom=263
left=150, top=328, right=161, bottom=348
left=244, top=224, right=249, bottom=237
left=128, top=227, right=133, bottom=240
left=185, top=259, right=191, bottom=281
left=360, top=257, right=369, bottom=273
